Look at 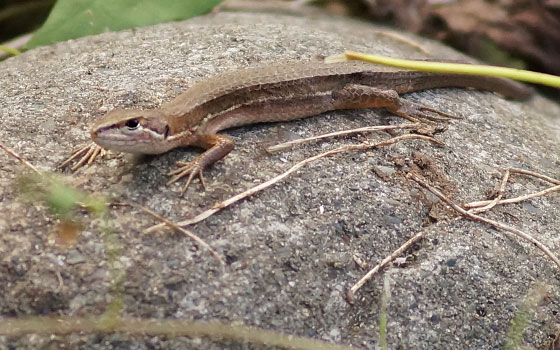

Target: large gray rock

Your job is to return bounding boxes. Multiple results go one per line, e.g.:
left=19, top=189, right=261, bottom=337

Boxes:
left=1, top=11, right=559, bottom=350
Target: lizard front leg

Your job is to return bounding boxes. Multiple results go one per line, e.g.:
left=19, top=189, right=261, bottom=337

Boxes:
left=332, top=84, right=460, bottom=123
left=167, top=133, right=234, bottom=195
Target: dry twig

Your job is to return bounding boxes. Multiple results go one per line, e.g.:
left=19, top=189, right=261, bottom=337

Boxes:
left=467, top=168, right=510, bottom=214
left=408, top=173, right=560, bottom=269
left=115, top=203, right=225, bottom=266
left=267, top=123, right=420, bottom=152
left=509, top=168, right=560, bottom=185
left=146, top=133, right=442, bottom=232
left=0, top=316, right=356, bottom=350
left=374, top=31, right=431, bottom=54
left=0, top=142, right=40, bottom=174
left=346, top=231, right=426, bottom=304
left=135, top=205, right=225, bottom=266
left=466, top=184, right=560, bottom=209
left=465, top=168, right=560, bottom=209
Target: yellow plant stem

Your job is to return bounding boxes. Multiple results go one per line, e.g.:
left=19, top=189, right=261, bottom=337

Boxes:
left=342, top=51, right=560, bottom=88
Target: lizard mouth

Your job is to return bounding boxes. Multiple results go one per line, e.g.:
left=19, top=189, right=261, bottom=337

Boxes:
left=92, top=129, right=142, bottom=149
left=92, top=129, right=173, bottom=155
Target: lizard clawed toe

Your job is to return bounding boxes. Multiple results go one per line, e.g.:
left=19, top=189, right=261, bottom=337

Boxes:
left=394, top=100, right=461, bottom=124
left=418, top=104, right=461, bottom=121
left=167, top=160, right=206, bottom=195
left=59, top=143, right=106, bottom=171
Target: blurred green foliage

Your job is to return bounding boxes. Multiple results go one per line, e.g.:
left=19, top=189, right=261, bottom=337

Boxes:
left=1, top=0, right=223, bottom=49
left=17, top=172, right=107, bottom=219
left=25, top=0, right=223, bottom=48
left=0, top=0, right=55, bottom=43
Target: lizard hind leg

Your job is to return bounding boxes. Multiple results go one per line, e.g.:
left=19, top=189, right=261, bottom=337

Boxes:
left=332, top=84, right=460, bottom=124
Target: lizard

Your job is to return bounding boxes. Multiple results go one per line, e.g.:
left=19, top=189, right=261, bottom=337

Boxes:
left=60, top=58, right=532, bottom=195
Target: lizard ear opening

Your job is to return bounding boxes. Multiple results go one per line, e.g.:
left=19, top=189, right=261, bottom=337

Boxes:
left=164, top=125, right=170, bottom=139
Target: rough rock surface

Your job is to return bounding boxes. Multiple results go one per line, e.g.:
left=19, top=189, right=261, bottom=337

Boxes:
left=1, top=11, right=559, bottom=350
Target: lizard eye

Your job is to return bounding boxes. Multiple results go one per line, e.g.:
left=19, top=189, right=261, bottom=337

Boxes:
left=125, top=119, right=139, bottom=130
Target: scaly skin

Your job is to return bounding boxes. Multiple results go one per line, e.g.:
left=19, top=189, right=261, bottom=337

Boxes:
left=61, top=59, right=532, bottom=195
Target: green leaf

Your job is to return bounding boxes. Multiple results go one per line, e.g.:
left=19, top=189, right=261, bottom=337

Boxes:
left=26, top=0, right=223, bottom=49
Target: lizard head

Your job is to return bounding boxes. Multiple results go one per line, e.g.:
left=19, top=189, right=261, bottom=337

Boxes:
left=90, top=109, right=176, bottom=154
